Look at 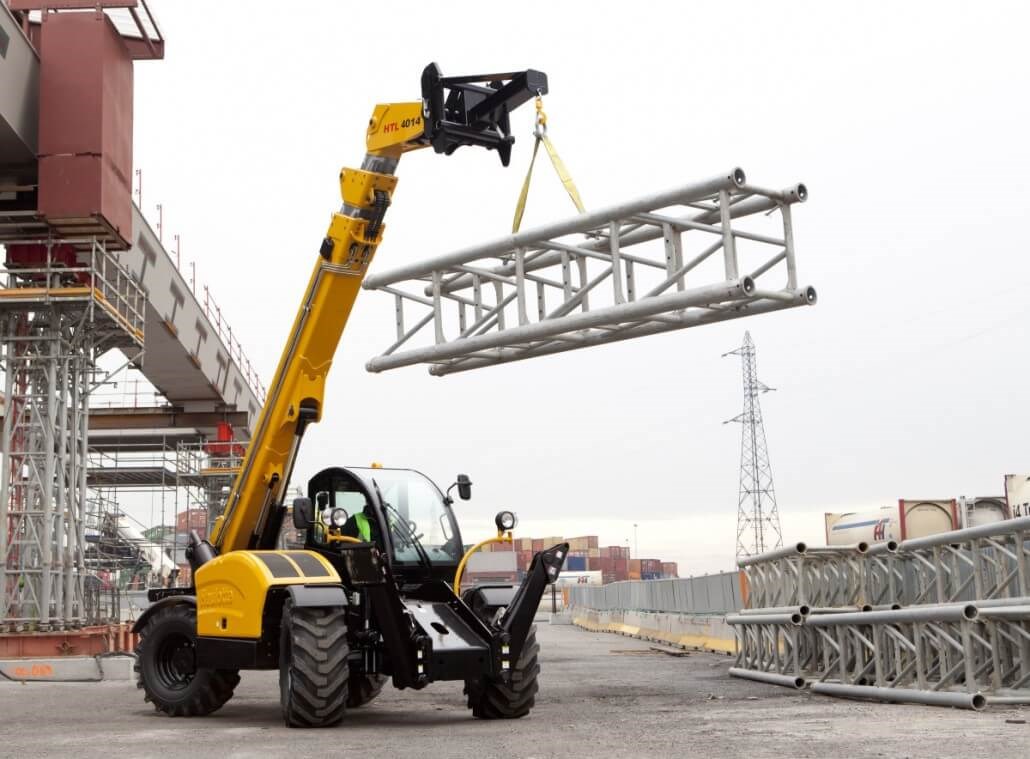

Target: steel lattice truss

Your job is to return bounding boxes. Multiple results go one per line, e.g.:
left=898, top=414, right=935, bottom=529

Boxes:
left=739, top=516, right=1030, bottom=609
left=363, top=168, right=816, bottom=376
left=730, top=516, right=1030, bottom=708
left=729, top=602, right=1030, bottom=709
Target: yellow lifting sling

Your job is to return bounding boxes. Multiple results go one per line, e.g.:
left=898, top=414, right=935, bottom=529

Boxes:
left=512, top=96, right=586, bottom=233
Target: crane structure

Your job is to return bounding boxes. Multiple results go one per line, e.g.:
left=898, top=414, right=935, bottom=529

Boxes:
left=725, top=331, right=783, bottom=558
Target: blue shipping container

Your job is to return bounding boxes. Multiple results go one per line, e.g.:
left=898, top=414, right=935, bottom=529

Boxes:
left=566, top=555, right=587, bottom=571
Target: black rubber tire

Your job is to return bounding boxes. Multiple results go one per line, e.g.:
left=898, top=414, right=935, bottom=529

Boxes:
left=347, top=672, right=388, bottom=708
left=134, top=603, right=240, bottom=716
left=279, top=600, right=349, bottom=727
left=465, top=626, right=539, bottom=719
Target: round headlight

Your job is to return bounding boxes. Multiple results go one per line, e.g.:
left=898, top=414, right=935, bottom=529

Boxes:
left=495, top=510, right=518, bottom=532
left=330, top=508, right=348, bottom=528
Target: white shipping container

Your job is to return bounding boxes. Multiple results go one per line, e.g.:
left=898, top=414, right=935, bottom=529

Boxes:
left=959, top=496, right=1008, bottom=529
left=1005, top=475, right=1030, bottom=518
left=554, top=571, right=602, bottom=587
left=825, top=500, right=958, bottom=546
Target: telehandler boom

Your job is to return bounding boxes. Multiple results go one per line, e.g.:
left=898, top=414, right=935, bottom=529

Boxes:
left=132, top=64, right=569, bottom=726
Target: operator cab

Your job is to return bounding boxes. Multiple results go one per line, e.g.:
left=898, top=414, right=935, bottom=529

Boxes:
left=304, top=466, right=466, bottom=585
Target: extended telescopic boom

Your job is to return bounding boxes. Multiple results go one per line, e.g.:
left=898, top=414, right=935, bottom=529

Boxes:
left=206, top=64, right=546, bottom=554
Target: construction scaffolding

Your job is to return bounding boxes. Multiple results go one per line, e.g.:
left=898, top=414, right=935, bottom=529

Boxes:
left=0, top=239, right=144, bottom=631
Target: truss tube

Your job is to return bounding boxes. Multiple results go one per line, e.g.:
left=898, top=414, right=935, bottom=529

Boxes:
left=900, top=516, right=1030, bottom=552
left=421, top=182, right=806, bottom=302
left=738, top=541, right=808, bottom=567
left=438, top=182, right=808, bottom=299
left=425, top=292, right=815, bottom=376
left=727, top=612, right=804, bottom=626
left=804, top=604, right=978, bottom=626
left=728, top=667, right=805, bottom=689
left=364, top=168, right=747, bottom=290
left=367, top=276, right=757, bottom=372
left=810, top=682, right=987, bottom=711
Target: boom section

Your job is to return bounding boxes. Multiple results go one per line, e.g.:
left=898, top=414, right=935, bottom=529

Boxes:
left=210, top=145, right=406, bottom=552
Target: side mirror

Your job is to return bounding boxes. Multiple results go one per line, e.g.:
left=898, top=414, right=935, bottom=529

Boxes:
left=456, top=474, right=472, bottom=501
left=315, top=491, right=330, bottom=510
left=293, top=497, right=314, bottom=528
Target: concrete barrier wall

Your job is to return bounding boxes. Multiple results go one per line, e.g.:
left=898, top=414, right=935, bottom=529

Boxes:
left=571, top=608, right=736, bottom=654
left=569, top=572, right=741, bottom=653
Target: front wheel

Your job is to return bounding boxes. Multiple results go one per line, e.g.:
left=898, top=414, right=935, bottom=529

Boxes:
left=279, top=600, right=350, bottom=727
left=135, top=603, right=239, bottom=716
left=465, top=626, right=540, bottom=719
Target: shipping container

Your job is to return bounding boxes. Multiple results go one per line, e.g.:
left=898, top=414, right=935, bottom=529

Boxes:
left=175, top=509, right=207, bottom=536
left=588, top=556, right=614, bottom=572
left=661, top=562, right=679, bottom=578
left=959, top=496, right=1009, bottom=529
left=567, top=535, right=599, bottom=551
left=629, top=559, right=641, bottom=574
left=824, top=499, right=959, bottom=545
left=517, top=537, right=534, bottom=551
left=565, top=555, right=587, bottom=571
left=1005, top=475, right=1030, bottom=519
left=554, top=570, right=602, bottom=587
left=640, top=559, right=661, bottom=574
left=531, top=539, right=544, bottom=552
left=517, top=550, right=534, bottom=570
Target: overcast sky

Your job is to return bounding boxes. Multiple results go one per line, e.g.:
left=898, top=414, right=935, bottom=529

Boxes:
left=118, top=1, right=1030, bottom=574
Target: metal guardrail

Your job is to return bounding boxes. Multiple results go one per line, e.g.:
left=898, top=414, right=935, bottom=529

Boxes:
left=199, top=285, right=266, bottom=402
left=0, top=238, right=145, bottom=348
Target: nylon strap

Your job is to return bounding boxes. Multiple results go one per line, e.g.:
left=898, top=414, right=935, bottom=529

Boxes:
left=512, top=98, right=586, bottom=233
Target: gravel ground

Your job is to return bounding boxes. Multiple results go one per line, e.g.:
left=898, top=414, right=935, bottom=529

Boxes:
left=1, top=623, right=1027, bottom=758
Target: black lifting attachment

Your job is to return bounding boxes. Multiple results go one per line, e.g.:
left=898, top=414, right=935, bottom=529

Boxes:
left=420, top=63, right=548, bottom=166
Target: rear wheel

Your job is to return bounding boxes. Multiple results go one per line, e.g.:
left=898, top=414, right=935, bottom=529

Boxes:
left=347, top=672, right=388, bottom=708
left=465, top=626, right=539, bottom=719
left=279, top=600, right=349, bottom=727
left=135, top=603, right=239, bottom=716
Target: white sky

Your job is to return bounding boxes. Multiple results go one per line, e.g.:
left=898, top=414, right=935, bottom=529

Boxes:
left=121, top=1, right=1030, bottom=574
